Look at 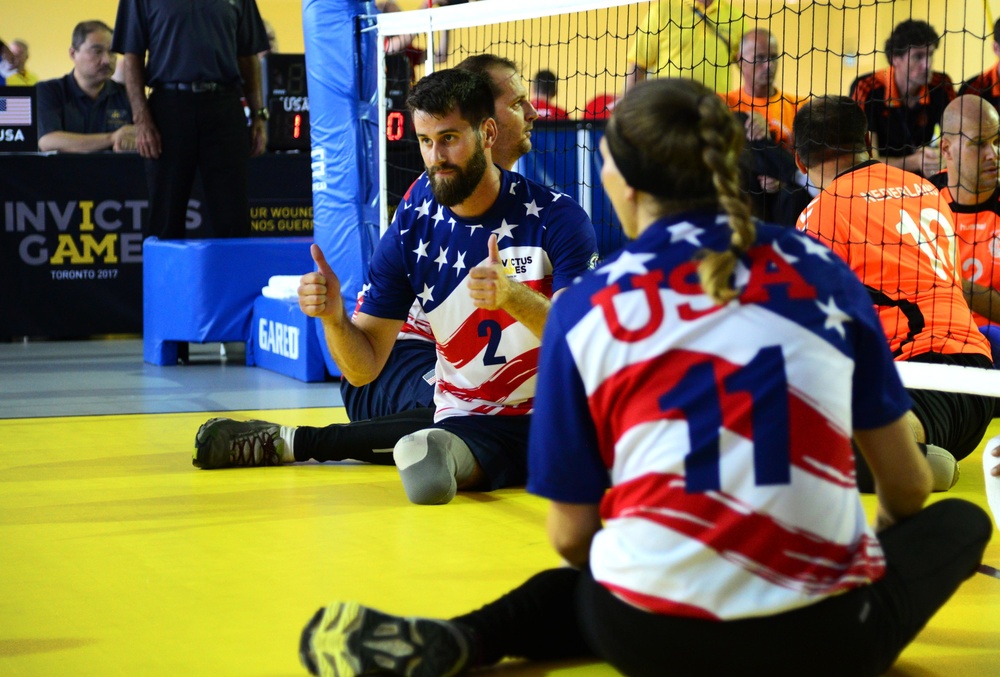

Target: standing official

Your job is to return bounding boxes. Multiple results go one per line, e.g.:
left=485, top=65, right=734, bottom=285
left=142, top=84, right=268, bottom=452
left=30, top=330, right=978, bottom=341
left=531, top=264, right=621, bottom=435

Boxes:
left=112, top=0, right=270, bottom=239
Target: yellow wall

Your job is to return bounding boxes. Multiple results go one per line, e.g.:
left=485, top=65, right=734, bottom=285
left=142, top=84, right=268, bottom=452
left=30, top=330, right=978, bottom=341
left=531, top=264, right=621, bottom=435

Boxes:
left=5, top=0, right=305, bottom=83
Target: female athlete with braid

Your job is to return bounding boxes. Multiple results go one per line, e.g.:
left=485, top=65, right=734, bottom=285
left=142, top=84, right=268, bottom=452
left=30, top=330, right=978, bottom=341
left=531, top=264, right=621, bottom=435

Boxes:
left=297, top=79, right=991, bottom=677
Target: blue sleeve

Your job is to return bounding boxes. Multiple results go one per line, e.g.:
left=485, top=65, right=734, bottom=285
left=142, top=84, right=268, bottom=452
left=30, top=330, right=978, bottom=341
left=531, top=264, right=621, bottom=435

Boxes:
left=36, top=80, right=63, bottom=137
left=356, top=222, right=415, bottom=321
left=527, top=300, right=609, bottom=504
left=844, top=269, right=913, bottom=429
left=112, top=0, right=148, bottom=55
left=544, top=199, right=598, bottom=292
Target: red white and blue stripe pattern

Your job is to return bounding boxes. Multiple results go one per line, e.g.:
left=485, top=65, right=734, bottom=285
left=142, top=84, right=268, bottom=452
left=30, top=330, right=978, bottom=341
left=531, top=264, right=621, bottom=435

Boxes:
left=528, top=212, right=912, bottom=620
left=361, top=168, right=598, bottom=421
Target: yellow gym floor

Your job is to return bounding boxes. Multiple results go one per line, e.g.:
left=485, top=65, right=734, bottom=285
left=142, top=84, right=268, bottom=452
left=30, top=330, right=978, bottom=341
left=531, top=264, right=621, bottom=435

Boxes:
left=2, top=405, right=999, bottom=675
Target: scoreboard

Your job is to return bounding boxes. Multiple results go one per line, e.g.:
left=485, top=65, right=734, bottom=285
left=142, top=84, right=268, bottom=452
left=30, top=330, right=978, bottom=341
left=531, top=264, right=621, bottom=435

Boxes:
left=262, top=54, right=310, bottom=152
left=261, top=53, right=423, bottom=200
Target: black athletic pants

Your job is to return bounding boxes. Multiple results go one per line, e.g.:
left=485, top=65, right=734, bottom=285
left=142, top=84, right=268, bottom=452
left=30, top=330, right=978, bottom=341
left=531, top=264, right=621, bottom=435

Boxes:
left=453, top=499, right=990, bottom=677
left=293, top=408, right=435, bottom=464
left=146, top=88, right=251, bottom=239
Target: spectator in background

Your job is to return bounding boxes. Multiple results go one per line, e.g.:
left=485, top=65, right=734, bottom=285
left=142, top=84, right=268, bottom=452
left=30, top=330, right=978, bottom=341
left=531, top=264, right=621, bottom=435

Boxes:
left=960, top=18, right=1000, bottom=112
left=583, top=91, right=619, bottom=120
left=0, top=38, right=13, bottom=70
left=724, top=28, right=800, bottom=151
left=1, top=39, right=19, bottom=83
left=530, top=69, right=569, bottom=120
left=625, top=0, right=745, bottom=94
left=2, top=39, right=39, bottom=86
left=724, top=28, right=808, bottom=225
left=850, top=19, right=955, bottom=178
left=36, top=21, right=135, bottom=154
left=113, top=0, right=270, bottom=239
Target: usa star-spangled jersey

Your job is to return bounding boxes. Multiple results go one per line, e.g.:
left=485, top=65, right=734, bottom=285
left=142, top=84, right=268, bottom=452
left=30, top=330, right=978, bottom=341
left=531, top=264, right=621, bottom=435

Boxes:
left=528, top=212, right=911, bottom=620
left=361, top=167, right=598, bottom=421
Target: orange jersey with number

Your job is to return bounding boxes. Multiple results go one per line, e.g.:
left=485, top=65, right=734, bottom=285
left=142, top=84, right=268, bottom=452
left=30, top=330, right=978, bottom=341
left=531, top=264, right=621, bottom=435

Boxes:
left=797, top=161, right=990, bottom=360
left=939, top=185, right=1000, bottom=327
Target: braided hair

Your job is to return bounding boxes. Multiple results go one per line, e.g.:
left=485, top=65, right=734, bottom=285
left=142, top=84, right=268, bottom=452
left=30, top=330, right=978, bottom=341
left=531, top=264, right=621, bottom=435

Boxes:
left=604, top=78, right=755, bottom=304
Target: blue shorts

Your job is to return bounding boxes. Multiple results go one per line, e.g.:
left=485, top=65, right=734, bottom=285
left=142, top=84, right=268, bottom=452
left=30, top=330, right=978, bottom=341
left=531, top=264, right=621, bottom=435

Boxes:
left=432, top=414, right=532, bottom=491
left=340, top=340, right=436, bottom=421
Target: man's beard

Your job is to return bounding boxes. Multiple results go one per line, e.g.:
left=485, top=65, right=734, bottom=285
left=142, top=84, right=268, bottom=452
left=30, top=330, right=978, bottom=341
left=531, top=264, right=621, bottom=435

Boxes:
left=427, top=139, right=488, bottom=207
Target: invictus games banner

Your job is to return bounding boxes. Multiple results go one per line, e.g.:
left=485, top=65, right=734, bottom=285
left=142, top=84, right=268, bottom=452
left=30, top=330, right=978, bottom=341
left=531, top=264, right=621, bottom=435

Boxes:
left=0, top=153, right=313, bottom=339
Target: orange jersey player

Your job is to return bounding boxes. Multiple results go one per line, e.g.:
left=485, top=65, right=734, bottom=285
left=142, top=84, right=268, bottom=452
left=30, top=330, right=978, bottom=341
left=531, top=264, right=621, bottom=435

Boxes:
left=932, top=94, right=1000, bottom=366
left=798, top=161, right=988, bottom=361
left=794, top=95, right=993, bottom=491
left=933, top=184, right=1000, bottom=328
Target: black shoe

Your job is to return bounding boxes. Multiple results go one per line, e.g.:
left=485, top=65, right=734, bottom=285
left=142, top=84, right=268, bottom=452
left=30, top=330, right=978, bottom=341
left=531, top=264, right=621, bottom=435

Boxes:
left=300, top=602, right=469, bottom=677
left=192, top=418, right=284, bottom=469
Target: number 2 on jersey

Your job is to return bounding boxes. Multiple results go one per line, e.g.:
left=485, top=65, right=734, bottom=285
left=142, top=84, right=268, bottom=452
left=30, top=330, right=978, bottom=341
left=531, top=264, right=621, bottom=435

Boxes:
left=478, top=319, right=507, bottom=365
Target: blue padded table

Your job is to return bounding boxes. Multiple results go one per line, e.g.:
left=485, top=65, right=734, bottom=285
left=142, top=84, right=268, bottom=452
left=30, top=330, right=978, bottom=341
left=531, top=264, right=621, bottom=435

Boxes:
left=143, top=237, right=315, bottom=365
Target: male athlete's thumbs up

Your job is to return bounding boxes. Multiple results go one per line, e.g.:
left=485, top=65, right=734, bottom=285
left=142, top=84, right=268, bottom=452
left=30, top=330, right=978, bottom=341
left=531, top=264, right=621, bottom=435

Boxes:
left=487, top=234, right=501, bottom=265
left=310, top=243, right=334, bottom=277
left=299, top=243, right=342, bottom=319
left=468, top=234, right=511, bottom=311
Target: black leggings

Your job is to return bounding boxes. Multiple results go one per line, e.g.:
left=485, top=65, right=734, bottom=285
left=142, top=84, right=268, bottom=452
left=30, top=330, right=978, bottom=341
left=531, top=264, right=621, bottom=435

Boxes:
left=454, top=499, right=991, bottom=677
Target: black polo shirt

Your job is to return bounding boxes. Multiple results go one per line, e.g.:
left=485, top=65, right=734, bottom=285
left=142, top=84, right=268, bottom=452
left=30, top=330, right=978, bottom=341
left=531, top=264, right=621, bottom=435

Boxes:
left=37, top=73, right=133, bottom=138
left=112, top=0, right=268, bottom=87
left=849, top=67, right=956, bottom=158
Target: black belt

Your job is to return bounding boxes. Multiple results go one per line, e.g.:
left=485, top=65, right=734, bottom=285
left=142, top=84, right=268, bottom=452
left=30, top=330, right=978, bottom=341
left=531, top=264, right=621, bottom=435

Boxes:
left=159, top=82, right=240, bottom=94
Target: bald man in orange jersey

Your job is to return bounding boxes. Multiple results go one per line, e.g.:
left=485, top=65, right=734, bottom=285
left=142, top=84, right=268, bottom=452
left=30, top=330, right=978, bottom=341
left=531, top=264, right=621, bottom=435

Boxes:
left=932, top=94, right=1000, bottom=527
left=931, top=95, right=1000, bottom=365
left=723, top=28, right=802, bottom=152
left=794, top=96, right=994, bottom=494
left=723, top=28, right=807, bottom=224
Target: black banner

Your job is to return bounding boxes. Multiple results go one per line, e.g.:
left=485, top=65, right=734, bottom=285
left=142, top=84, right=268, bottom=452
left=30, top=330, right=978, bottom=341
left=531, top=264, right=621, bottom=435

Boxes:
left=0, top=152, right=312, bottom=339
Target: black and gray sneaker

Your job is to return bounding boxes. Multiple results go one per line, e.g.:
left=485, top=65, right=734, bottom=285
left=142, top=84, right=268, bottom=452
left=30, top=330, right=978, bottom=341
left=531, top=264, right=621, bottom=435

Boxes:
left=192, top=418, right=284, bottom=469
left=300, top=601, right=469, bottom=677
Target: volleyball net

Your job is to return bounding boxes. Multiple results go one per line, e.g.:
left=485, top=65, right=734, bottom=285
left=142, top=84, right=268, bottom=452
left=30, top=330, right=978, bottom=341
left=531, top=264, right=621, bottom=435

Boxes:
left=370, top=0, right=1000, bottom=398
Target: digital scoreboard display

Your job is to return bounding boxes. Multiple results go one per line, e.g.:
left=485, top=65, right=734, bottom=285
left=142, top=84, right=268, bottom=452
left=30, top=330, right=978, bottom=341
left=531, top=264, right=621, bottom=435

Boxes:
left=384, top=104, right=424, bottom=204
left=262, top=54, right=310, bottom=152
